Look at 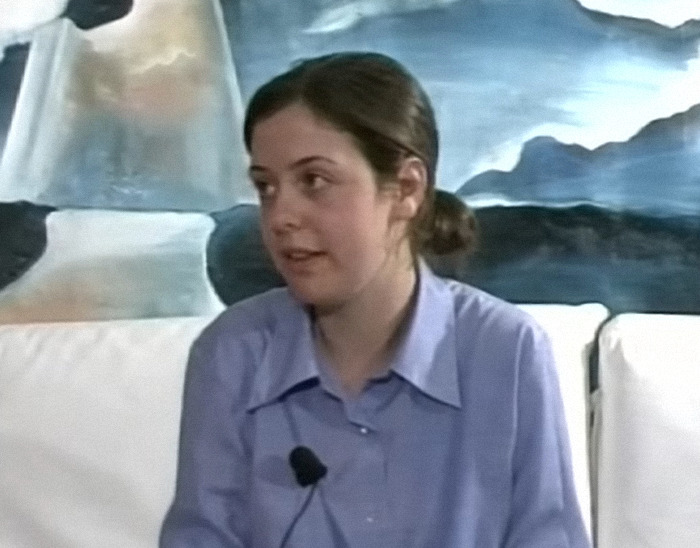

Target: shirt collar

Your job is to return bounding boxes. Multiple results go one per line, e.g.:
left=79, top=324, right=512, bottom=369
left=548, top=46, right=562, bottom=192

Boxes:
left=246, top=261, right=460, bottom=411
left=246, top=294, right=320, bottom=411
left=389, top=261, right=461, bottom=408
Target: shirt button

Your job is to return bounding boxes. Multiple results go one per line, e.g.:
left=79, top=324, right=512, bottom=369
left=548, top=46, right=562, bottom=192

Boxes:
left=359, top=427, right=369, bottom=435
left=366, top=516, right=376, bottom=524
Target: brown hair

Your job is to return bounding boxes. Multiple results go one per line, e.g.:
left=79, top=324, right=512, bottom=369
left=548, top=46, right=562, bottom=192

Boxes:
left=243, top=51, right=476, bottom=256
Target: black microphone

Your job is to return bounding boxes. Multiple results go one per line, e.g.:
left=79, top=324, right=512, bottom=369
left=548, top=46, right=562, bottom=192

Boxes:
left=279, top=446, right=327, bottom=548
left=289, top=446, right=327, bottom=487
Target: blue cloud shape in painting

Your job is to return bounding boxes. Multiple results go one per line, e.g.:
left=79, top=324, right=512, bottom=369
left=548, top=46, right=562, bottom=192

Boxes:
left=263, top=0, right=700, bottom=66
left=303, top=0, right=460, bottom=34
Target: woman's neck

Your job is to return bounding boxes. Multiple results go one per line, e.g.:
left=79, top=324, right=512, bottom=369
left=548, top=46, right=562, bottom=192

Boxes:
left=313, top=252, right=418, bottom=396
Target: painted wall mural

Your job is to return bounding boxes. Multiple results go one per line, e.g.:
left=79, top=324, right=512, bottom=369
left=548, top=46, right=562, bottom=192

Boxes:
left=0, top=0, right=699, bottom=323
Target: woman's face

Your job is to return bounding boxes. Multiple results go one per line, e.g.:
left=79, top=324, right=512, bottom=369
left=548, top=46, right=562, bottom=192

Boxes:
left=249, top=103, right=408, bottom=310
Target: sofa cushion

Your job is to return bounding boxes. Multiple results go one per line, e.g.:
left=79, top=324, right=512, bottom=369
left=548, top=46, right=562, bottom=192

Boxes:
left=596, top=313, right=700, bottom=548
left=0, top=317, right=211, bottom=548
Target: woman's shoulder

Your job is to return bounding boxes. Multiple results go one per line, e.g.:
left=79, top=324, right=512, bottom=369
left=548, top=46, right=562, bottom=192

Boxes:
left=194, top=287, right=299, bottom=355
left=438, top=275, right=548, bottom=344
left=182, top=287, right=307, bottom=407
left=432, top=275, right=555, bottom=396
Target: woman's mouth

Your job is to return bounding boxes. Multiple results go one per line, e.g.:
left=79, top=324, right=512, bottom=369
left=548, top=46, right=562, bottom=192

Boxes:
left=286, top=250, right=320, bottom=260
left=280, top=249, right=326, bottom=271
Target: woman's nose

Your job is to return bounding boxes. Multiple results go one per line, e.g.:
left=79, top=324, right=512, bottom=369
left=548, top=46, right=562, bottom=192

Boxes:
left=265, top=184, right=303, bottom=233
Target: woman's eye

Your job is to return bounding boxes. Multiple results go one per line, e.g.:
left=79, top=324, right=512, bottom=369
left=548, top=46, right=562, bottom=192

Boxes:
left=302, top=173, right=329, bottom=192
left=253, top=180, right=275, bottom=199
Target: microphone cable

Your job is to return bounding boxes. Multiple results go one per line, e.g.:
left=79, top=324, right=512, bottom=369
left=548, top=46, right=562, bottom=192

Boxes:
left=279, top=482, right=319, bottom=548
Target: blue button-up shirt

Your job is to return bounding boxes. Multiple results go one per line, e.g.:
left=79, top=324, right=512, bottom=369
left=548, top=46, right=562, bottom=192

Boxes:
left=160, top=264, right=590, bottom=547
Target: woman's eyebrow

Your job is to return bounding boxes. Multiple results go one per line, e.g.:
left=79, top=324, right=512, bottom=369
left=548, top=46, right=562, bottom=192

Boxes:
left=289, top=156, right=338, bottom=169
left=249, top=156, right=338, bottom=173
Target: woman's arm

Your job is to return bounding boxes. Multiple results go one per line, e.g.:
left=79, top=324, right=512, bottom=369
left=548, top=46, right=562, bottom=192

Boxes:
left=160, top=339, right=250, bottom=548
left=504, top=325, right=591, bottom=548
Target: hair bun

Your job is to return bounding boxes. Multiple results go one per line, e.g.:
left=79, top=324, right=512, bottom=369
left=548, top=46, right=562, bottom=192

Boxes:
left=421, top=189, right=478, bottom=256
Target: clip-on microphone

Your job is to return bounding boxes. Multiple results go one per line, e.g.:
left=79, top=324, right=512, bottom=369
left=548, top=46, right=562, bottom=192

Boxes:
left=278, top=446, right=328, bottom=548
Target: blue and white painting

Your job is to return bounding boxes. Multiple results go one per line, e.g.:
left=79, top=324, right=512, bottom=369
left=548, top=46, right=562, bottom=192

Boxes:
left=0, top=0, right=699, bottom=322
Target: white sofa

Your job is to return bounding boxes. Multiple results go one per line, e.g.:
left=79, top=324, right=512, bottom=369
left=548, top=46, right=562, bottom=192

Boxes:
left=1, top=305, right=699, bottom=547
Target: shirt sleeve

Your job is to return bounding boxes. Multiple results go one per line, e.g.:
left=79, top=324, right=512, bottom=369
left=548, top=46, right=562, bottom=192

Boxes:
left=159, top=336, right=250, bottom=548
left=503, top=324, right=591, bottom=548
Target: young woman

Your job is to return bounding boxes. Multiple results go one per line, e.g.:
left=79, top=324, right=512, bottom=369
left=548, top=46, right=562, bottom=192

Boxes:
left=160, top=52, right=590, bottom=548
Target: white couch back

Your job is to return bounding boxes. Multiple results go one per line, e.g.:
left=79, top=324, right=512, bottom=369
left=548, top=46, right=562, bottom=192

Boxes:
left=0, top=317, right=212, bottom=548
left=595, top=314, right=700, bottom=548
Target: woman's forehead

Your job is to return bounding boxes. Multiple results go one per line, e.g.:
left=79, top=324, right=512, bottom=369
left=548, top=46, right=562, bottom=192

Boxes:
left=249, top=104, right=364, bottom=165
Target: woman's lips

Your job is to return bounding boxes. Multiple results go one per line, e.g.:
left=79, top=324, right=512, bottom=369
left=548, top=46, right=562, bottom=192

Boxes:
left=280, top=249, right=326, bottom=271
left=285, top=250, right=321, bottom=260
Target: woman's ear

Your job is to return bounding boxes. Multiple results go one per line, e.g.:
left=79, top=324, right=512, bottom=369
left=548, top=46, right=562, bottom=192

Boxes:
left=391, top=156, right=428, bottom=221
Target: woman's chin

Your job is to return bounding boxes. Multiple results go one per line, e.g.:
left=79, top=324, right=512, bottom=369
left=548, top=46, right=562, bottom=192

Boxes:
left=285, top=280, right=344, bottom=312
